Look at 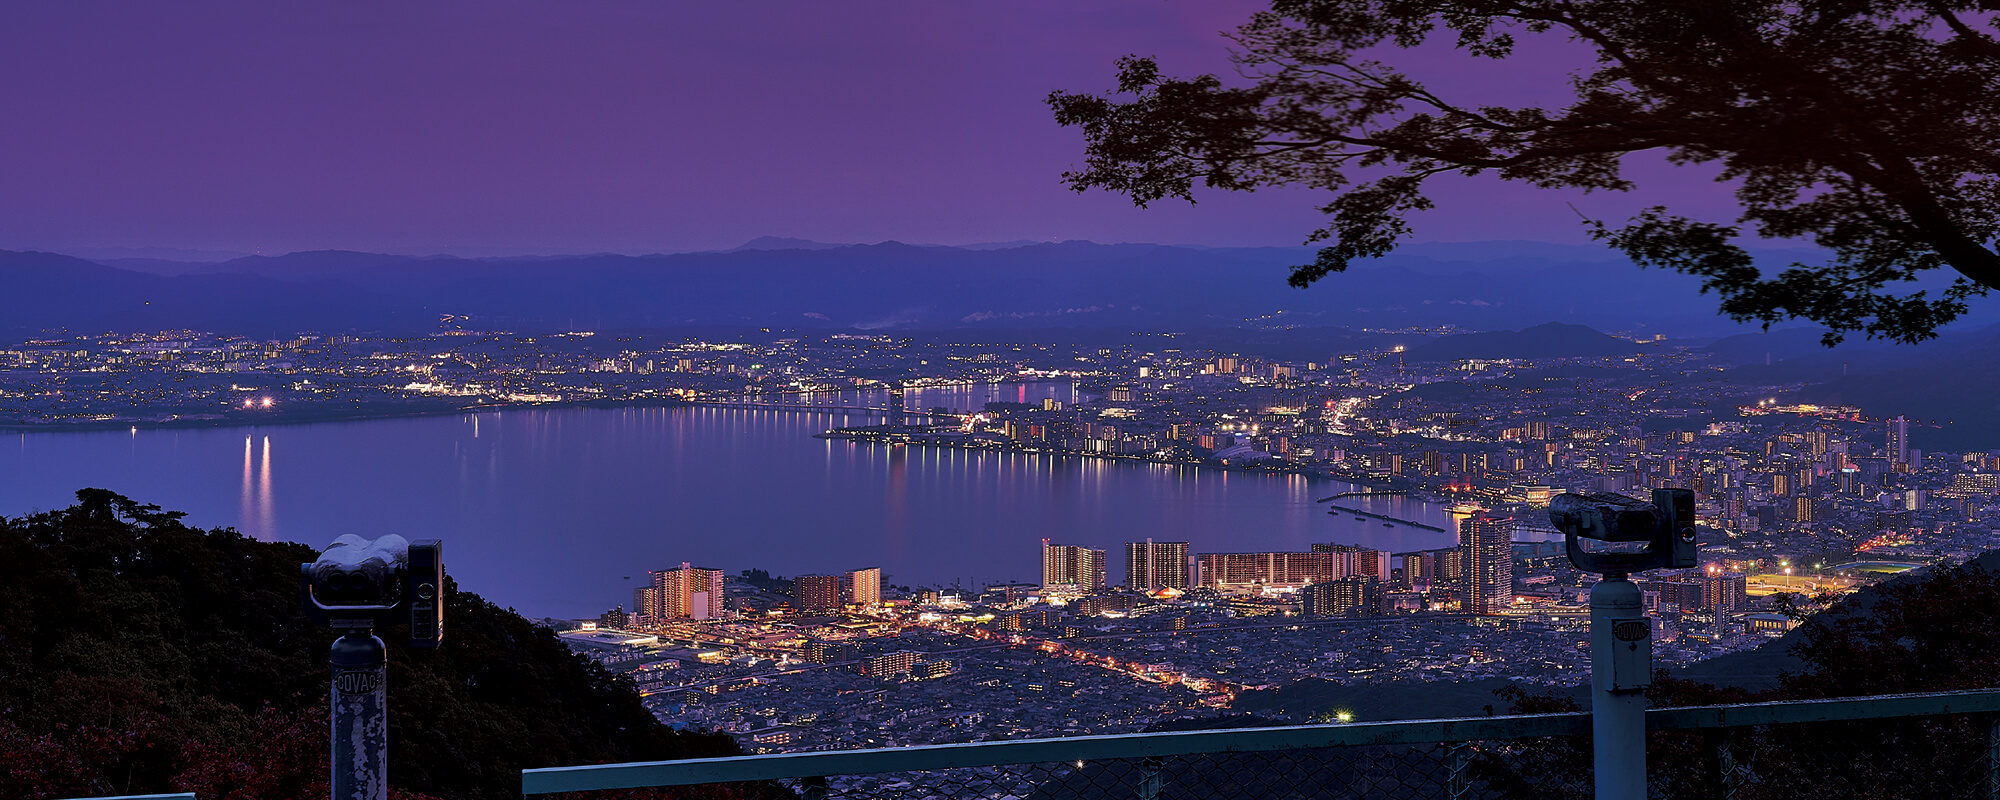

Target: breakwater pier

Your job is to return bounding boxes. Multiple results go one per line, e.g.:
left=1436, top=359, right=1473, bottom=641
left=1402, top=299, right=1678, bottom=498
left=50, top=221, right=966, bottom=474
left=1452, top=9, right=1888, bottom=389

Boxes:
left=1322, top=503, right=1450, bottom=534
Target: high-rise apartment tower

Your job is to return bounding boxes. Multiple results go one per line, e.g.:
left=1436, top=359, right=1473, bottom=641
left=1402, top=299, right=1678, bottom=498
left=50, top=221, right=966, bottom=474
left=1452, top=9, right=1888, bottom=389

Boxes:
left=1041, top=540, right=1106, bottom=596
left=652, top=562, right=726, bottom=620
left=1124, top=539, right=1190, bottom=591
left=845, top=567, right=882, bottom=607
left=631, top=586, right=659, bottom=625
left=1887, top=416, right=1910, bottom=466
left=1460, top=512, right=1514, bottom=615
left=794, top=575, right=840, bottom=614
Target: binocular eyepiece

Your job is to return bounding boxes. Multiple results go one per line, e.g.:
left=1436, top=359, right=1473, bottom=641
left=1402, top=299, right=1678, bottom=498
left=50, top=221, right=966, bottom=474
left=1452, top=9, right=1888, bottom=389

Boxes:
left=309, top=538, right=403, bottom=606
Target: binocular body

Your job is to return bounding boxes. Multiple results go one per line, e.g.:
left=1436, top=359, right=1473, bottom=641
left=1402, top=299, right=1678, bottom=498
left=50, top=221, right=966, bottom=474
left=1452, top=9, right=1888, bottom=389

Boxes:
left=301, top=534, right=445, bottom=649
left=1549, top=488, right=1697, bottom=574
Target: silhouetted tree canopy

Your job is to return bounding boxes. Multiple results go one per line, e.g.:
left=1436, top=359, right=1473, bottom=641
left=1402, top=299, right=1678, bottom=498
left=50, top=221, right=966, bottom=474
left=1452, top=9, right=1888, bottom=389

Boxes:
left=1048, top=0, right=2000, bottom=344
left=0, top=490, right=771, bottom=800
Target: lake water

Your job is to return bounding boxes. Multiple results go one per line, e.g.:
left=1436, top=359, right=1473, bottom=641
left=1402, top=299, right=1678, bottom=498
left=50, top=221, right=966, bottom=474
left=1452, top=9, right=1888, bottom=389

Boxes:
left=1, top=384, right=1460, bottom=618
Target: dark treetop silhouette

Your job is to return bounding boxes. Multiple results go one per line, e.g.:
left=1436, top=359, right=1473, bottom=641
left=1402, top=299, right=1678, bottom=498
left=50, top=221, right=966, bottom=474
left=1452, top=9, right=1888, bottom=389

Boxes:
left=1049, top=0, right=2000, bottom=344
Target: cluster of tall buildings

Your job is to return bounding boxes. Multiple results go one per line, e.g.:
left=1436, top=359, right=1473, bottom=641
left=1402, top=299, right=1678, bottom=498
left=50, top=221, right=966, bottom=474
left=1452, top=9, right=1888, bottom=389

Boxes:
left=635, top=512, right=1520, bottom=628
left=793, top=567, right=882, bottom=615
left=1630, top=568, right=1748, bottom=618
left=626, top=562, right=884, bottom=625
left=1393, top=512, right=1515, bottom=614
left=1195, top=545, right=1392, bottom=593
left=1040, top=539, right=1194, bottom=597
left=1036, top=509, right=1518, bottom=616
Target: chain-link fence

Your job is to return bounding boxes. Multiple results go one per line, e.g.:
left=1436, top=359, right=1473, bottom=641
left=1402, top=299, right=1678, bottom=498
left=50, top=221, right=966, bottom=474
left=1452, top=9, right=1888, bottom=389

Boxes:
left=527, top=690, right=2000, bottom=800
left=781, top=742, right=1509, bottom=800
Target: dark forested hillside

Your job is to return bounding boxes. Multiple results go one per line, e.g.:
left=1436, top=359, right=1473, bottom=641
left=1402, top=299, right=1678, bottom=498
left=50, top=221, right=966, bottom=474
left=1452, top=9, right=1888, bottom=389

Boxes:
left=0, top=489, right=760, bottom=800
left=1671, top=550, right=2000, bottom=698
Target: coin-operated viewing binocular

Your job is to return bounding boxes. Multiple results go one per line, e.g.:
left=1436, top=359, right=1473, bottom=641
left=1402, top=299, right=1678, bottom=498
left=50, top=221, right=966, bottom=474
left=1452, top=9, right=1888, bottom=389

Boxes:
left=301, top=534, right=445, bottom=648
left=1548, top=488, right=1696, bottom=574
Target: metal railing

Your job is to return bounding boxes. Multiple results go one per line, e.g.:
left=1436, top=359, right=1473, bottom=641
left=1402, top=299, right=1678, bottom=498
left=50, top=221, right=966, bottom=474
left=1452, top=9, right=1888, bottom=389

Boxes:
left=57, top=794, right=198, bottom=800
left=523, top=688, right=2000, bottom=799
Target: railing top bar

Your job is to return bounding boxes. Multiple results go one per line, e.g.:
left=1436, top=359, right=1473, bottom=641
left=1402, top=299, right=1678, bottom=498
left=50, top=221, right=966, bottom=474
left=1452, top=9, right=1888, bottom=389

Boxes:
left=525, top=711, right=1592, bottom=793
left=54, top=795, right=198, bottom=800
left=522, top=686, right=2000, bottom=795
left=1648, top=687, right=2000, bottom=730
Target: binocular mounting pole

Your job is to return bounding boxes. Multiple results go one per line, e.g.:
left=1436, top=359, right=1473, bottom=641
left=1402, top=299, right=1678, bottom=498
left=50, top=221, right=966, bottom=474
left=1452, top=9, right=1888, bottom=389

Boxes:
left=1551, top=488, right=1693, bottom=800
left=1591, top=572, right=1648, bottom=800
left=330, top=625, right=389, bottom=800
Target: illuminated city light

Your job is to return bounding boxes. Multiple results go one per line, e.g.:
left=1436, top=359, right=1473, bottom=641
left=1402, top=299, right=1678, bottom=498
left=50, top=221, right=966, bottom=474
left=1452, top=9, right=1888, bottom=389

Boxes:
left=9, top=320, right=1982, bottom=753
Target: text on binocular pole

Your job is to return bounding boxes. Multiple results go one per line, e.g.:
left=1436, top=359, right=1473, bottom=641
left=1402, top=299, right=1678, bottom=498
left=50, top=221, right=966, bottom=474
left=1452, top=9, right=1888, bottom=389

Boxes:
left=336, top=670, right=383, bottom=695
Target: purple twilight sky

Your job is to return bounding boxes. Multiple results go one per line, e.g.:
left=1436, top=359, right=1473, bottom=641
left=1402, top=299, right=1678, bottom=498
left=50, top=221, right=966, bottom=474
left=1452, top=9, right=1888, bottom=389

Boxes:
left=0, top=2, right=1744, bottom=257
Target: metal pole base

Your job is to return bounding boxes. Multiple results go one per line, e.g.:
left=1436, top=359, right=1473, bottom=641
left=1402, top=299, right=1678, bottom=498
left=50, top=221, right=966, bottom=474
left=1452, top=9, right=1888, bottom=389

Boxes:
left=1592, top=574, right=1649, bottom=800
left=331, top=630, right=388, bottom=800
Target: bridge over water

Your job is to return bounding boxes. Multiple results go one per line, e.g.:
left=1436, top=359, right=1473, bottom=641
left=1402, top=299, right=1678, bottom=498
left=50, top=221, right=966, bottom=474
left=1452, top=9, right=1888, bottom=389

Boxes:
left=699, top=399, right=960, bottom=416
left=1316, top=489, right=1411, bottom=501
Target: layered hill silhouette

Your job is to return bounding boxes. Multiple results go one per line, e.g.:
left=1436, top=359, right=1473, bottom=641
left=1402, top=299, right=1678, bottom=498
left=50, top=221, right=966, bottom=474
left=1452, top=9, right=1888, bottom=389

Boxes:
left=1690, top=324, right=2000, bottom=451
left=1364, top=319, right=2000, bottom=450
left=0, top=239, right=1832, bottom=337
left=1401, top=322, right=1644, bottom=362
left=0, top=249, right=413, bottom=334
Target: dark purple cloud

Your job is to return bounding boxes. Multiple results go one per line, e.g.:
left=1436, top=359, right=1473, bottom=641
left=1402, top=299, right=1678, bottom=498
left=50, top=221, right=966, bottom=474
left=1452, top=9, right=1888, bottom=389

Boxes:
left=0, top=2, right=1740, bottom=255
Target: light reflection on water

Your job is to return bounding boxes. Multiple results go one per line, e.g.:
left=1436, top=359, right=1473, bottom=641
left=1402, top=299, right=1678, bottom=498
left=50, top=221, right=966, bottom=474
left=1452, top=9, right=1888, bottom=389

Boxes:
left=1, top=386, right=1464, bottom=618
left=237, top=434, right=276, bottom=538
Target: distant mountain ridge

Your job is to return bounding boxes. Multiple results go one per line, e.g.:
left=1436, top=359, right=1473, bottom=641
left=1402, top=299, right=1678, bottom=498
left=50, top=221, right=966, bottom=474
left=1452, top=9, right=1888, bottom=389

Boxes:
left=727, top=236, right=849, bottom=252
left=1679, top=323, right=2000, bottom=450
left=0, top=249, right=413, bottom=334
left=0, top=239, right=1990, bottom=338
left=1403, top=322, right=1645, bottom=361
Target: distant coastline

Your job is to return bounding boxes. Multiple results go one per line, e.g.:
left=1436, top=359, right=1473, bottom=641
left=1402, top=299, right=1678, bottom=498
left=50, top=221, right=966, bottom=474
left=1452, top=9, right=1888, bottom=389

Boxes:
left=0, top=397, right=698, bottom=435
left=814, top=424, right=1424, bottom=496
left=0, top=377, right=1080, bottom=436
left=4, top=397, right=1425, bottom=505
